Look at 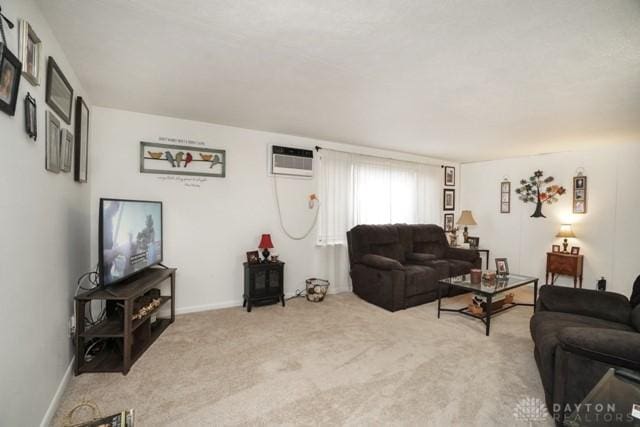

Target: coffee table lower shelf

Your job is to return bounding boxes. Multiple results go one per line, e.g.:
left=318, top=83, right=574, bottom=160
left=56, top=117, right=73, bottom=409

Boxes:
left=437, top=275, right=538, bottom=336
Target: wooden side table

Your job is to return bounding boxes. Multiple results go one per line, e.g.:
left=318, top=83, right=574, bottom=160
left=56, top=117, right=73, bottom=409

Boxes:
left=545, top=252, right=584, bottom=288
left=243, top=261, right=285, bottom=312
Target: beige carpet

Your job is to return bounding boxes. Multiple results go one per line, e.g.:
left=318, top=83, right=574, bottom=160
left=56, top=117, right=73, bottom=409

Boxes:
left=53, top=289, right=553, bottom=426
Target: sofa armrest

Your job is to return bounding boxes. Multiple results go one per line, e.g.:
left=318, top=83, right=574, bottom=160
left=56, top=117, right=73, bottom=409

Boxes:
left=360, top=254, right=405, bottom=271
left=446, top=247, right=479, bottom=263
left=537, top=285, right=631, bottom=325
left=405, top=252, right=437, bottom=265
left=559, top=327, right=640, bottom=371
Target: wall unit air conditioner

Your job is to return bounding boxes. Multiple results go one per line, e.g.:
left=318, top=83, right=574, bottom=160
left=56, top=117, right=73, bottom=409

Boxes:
left=269, top=145, right=314, bottom=178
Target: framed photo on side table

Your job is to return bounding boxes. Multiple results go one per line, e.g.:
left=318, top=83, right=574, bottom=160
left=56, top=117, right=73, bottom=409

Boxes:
left=246, top=251, right=260, bottom=264
left=467, top=236, right=479, bottom=248
left=74, top=97, right=90, bottom=182
left=552, top=245, right=561, bottom=253
left=443, top=189, right=455, bottom=211
left=571, top=247, right=580, bottom=255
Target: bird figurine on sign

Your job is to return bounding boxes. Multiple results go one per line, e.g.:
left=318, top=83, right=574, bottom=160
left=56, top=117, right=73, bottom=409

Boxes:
left=184, top=152, right=193, bottom=168
left=174, top=151, right=185, bottom=167
left=164, top=151, right=176, bottom=167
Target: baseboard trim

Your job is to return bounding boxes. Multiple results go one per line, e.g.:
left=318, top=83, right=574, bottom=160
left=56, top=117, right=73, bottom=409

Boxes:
left=41, top=356, right=75, bottom=427
left=175, top=299, right=244, bottom=315
left=175, top=289, right=351, bottom=315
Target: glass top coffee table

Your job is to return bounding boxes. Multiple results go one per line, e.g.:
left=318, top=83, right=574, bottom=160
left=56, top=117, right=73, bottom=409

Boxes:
left=437, top=273, right=539, bottom=336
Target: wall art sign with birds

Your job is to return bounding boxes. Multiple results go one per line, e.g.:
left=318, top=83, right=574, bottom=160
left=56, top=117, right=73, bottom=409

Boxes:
left=140, top=141, right=226, bottom=178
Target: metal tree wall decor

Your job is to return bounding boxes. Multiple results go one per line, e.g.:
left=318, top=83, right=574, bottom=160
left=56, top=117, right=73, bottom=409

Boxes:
left=515, top=170, right=566, bottom=218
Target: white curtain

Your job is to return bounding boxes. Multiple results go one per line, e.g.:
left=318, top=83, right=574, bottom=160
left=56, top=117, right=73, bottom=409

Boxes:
left=316, top=149, right=441, bottom=289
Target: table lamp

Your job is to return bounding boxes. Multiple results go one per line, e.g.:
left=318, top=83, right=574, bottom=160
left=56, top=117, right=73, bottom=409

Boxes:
left=456, top=210, right=477, bottom=243
left=556, top=224, right=575, bottom=253
left=258, top=234, right=274, bottom=262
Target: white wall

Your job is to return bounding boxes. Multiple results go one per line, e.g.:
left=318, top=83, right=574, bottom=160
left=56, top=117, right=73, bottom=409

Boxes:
left=0, top=1, right=91, bottom=426
left=89, top=107, right=454, bottom=312
left=460, top=143, right=640, bottom=296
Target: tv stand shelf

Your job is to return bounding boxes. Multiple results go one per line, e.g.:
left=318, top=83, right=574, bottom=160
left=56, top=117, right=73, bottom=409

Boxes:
left=74, top=267, right=176, bottom=375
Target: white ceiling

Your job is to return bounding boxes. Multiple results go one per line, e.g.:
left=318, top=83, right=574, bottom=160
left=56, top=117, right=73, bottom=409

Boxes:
left=37, top=0, right=640, bottom=162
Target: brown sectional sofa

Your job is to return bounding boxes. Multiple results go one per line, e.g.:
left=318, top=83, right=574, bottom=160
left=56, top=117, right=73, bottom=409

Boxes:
left=346, top=224, right=481, bottom=311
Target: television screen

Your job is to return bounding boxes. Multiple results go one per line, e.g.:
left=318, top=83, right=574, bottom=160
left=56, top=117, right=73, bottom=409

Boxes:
left=99, top=198, right=163, bottom=286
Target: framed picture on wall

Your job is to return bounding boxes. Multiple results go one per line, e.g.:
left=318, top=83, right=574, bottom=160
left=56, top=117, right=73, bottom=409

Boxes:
left=46, top=57, right=74, bottom=124
left=500, top=180, right=511, bottom=213
left=573, top=175, right=587, bottom=214
left=74, top=97, right=90, bottom=182
left=444, top=166, right=455, bottom=186
left=60, top=129, right=74, bottom=173
left=45, top=111, right=61, bottom=173
left=19, top=19, right=42, bottom=86
left=0, top=46, right=22, bottom=116
left=443, top=189, right=455, bottom=211
left=443, top=213, right=454, bottom=232
left=24, top=93, right=37, bottom=140
left=140, top=141, right=226, bottom=178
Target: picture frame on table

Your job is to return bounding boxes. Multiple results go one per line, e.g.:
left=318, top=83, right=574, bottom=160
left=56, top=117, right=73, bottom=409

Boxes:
left=24, top=93, right=37, bottom=140
left=571, top=246, right=580, bottom=255
left=19, top=19, right=42, bottom=86
left=443, top=213, right=454, bottom=232
left=246, top=250, right=260, bottom=264
left=444, top=166, right=455, bottom=186
left=74, top=97, right=90, bottom=182
left=467, top=236, right=479, bottom=249
left=552, top=245, right=561, bottom=253
left=443, top=189, right=455, bottom=211
left=495, top=258, right=509, bottom=276
left=46, top=57, right=73, bottom=124
left=0, top=46, right=22, bottom=116
left=45, top=111, right=61, bottom=173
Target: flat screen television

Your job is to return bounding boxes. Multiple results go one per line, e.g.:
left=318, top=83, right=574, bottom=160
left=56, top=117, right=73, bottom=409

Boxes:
left=99, top=198, right=163, bottom=286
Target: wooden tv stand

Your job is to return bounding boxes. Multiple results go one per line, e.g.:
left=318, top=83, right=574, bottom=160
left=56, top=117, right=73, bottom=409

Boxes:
left=74, top=267, right=176, bottom=375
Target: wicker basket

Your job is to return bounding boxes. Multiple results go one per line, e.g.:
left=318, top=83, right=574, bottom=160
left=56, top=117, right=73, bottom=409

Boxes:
left=305, top=278, right=330, bottom=302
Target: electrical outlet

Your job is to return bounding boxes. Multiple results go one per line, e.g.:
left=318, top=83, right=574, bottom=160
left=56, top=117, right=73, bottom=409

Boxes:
left=69, top=315, right=76, bottom=338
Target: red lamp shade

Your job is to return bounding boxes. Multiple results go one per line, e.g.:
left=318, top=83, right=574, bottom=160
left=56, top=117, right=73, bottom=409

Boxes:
left=258, top=234, right=274, bottom=249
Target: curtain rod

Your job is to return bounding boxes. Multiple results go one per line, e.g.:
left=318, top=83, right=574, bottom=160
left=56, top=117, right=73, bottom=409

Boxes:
left=314, top=145, right=445, bottom=168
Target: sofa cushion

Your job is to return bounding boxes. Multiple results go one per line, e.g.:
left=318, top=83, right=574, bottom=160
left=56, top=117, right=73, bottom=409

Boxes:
left=530, top=311, right=634, bottom=395
left=446, top=259, right=474, bottom=277
left=370, top=242, right=405, bottom=263
left=423, top=259, right=450, bottom=278
left=405, top=252, right=437, bottom=265
left=404, top=265, right=439, bottom=297
left=411, top=225, right=448, bottom=258
left=633, top=305, right=640, bottom=333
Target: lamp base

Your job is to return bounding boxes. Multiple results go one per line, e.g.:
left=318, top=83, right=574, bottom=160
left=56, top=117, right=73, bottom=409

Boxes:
left=562, top=238, right=569, bottom=253
left=261, top=248, right=271, bottom=263
left=463, top=227, right=469, bottom=243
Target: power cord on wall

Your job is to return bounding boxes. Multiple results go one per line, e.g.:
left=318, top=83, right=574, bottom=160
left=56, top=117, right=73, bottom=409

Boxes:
left=273, top=176, right=320, bottom=240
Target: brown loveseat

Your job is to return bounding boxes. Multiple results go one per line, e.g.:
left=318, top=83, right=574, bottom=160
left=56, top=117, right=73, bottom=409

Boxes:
left=346, top=224, right=481, bottom=312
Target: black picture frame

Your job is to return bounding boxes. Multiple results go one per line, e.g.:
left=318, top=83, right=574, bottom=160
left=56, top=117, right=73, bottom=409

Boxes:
left=443, top=189, right=455, bottom=211
left=0, top=46, right=22, bottom=116
left=246, top=251, right=260, bottom=264
left=46, top=56, right=73, bottom=124
left=495, top=258, right=509, bottom=276
left=24, top=92, right=37, bottom=140
left=571, top=246, right=580, bottom=255
left=552, top=244, right=561, bottom=253
left=443, top=213, right=454, bottom=232
left=444, top=166, right=455, bottom=186
left=74, top=97, right=89, bottom=182
left=467, top=236, right=479, bottom=248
